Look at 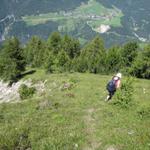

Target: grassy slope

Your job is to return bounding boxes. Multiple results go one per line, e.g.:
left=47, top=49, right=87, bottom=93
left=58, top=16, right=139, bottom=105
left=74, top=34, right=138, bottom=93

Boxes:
left=0, top=70, right=150, bottom=150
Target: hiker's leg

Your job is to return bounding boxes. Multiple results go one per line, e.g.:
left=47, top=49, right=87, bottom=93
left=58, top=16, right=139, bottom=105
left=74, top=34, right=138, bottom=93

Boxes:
left=109, top=92, right=113, bottom=100
left=106, top=95, right=110, bottom=101
left=106, top=92, right=112, bottom=100
left=110, top=90, right=116, bottom=99
left=106, top=90, right=116, bottom=101
left=108, top=90, right=116, bottom=100
left=105, top=90, right=111, bottom=101
left=106, top=90, right=115, bottom=101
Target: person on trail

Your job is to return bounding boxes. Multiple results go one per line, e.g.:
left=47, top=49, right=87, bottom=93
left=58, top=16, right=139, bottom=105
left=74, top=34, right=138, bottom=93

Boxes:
left=106, top=73, right=122, bottom=101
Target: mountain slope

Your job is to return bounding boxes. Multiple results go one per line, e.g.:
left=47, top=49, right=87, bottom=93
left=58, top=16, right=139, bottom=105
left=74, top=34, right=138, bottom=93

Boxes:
left=0, top=70, right=150, bottom=149
left=0, top=0, right=150, bottom=46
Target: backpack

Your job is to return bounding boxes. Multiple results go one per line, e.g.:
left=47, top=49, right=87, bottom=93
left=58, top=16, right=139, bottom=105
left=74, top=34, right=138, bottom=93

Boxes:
left=106, top=79, right=118, bottom=92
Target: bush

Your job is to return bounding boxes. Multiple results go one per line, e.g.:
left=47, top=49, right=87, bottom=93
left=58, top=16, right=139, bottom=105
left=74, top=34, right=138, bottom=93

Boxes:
left=19, top=84, right=36, bottom=100
left=113, top=78, right=134, bottom=108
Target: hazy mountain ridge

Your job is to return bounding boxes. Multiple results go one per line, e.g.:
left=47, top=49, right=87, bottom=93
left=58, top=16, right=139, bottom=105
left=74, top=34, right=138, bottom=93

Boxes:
left=0, top=0, right=88, bottom=19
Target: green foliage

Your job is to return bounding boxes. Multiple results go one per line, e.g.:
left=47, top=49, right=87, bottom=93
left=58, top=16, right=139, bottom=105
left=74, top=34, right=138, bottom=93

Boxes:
left=19, top=84, right=36, bottom=100
left=24, top=36, right=45, bottom=67
left=44, top=51, right=61, bottom=73
left=113, top=78, right=134, bottom=108
left=74, top=55, right=88, bottom=73
left=129, top=44, right=150, bottom=79
left=1, top=33, right=149, bottom=80
left=77, top=36, right=105, bottom=73
left=0, top=37, right=26, bottom=82
left=56, top=49, right=70, bottom=72
left=106, top=46, right=122, bottom=73
left=121, top=41, right=139, bottom=67
left=62, top=35, right=81, bottom=59
left=47, top=32, right=62, bottom=55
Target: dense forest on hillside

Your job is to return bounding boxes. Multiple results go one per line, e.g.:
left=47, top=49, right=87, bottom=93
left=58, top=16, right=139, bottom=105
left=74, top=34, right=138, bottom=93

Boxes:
left=0, top=0, right=88, bottom=19
left=0, top=32, right=149, bottom=83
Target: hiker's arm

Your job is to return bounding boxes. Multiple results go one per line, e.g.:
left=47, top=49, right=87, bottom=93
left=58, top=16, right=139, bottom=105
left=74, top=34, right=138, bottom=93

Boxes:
left=116, top=80, right=121, bottom=88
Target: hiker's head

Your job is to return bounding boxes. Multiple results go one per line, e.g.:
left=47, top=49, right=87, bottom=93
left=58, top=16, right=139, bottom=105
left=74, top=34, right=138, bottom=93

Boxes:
left=116, top=73, right=122, bottom=79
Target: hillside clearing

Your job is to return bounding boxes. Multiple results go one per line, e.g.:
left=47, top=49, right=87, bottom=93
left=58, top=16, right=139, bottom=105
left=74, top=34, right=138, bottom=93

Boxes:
left=0, top=70, right=150, bottom=149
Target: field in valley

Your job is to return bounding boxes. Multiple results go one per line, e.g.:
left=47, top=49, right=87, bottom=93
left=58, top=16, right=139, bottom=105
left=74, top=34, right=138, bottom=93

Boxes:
left=22, top=0, right=123, bottom=33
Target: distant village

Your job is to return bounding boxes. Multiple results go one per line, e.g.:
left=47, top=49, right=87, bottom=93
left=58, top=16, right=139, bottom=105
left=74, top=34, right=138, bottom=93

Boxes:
left=57, top=9, right=120, bottom=22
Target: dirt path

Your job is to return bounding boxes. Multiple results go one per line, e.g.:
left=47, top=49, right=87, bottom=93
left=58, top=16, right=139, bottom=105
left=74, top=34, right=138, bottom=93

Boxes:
left=83, top=108, right=101, bottom=150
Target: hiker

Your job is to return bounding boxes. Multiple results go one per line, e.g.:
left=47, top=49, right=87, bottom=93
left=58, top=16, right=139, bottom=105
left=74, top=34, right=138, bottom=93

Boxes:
left=106, top=73, right=122, bottom=101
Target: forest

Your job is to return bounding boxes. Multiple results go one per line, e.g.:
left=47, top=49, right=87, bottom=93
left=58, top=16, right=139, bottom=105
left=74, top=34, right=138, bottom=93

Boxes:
left=0, top=32, right=149, bottom=83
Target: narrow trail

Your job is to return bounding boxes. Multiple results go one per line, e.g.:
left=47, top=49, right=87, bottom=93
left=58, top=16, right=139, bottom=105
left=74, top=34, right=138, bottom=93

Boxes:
left=83, top=108, right=101, bottom=150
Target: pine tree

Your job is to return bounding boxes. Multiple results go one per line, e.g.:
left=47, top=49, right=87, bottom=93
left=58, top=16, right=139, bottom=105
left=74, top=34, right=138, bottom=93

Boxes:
left=47, top=32, right=62, bottom=55
left=106, top=46, right=122, bottom=73
left=44, top=51, right=55, bottom=73
left=62, top=35, right=80, bottom=59
left=0, top=37, right=26, bottom=82
left=57, top=49, right=70, bottom=72
left=24, top=36, right=45, bottom=67
left=79, top=36, right=105, bottom=73
left=121, top=41, right=139, bottom=67
left=130, top=44, right=150, bottom=79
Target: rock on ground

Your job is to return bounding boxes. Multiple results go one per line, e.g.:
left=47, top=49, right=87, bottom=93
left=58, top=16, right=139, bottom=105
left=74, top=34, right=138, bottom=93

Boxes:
left=0, top=79, right=46, bottom=103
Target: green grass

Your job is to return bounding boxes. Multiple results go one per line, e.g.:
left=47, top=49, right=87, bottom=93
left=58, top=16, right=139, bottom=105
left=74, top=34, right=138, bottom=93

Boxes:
left=58, top=19, right=80, bottom=32
left=103, top=13, right=123, bottom=27
left=76, top=0, right=109, bottom=15
left=0, top=70, right=150, bottom=149
left=22, top=0, right=123, bottom=33
left=22, top=13, right=65, bottom=26
left=139, top=42, right=150, bottom=49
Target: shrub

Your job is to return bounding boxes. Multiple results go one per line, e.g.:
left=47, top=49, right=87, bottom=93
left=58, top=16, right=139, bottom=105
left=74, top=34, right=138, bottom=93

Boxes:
left=113, top=78, right=134, bottom=108
left=19, top=84, right=36, bottom=100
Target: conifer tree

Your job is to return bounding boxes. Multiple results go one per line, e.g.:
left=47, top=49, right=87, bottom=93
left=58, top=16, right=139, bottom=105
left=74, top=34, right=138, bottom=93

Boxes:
left=121, top=41, right=139, bottom=67
left=0, top=37, right=26, bottom=82
left=24, top=36, right=45, bottom=67
left=47, top=32, right=62, bottom=54
left=78, top=36, right=105, bottom=73
left=106, top=46, right=122, bottom=73
left=57, top=49, right=70, bottom=71
left=62, top=35, right=80, bottom=59
left=44, top=51, right=55, bottom=73
left=130, top=44, right=150, bottom=79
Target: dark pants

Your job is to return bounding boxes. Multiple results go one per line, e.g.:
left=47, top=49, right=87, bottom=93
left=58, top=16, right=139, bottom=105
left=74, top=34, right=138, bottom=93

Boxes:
left=108, top=90, right=116, bottom=100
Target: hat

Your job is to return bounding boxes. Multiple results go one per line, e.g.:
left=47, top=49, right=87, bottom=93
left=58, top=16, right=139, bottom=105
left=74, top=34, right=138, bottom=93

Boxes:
left=116, top=73, right=122, bottom=78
